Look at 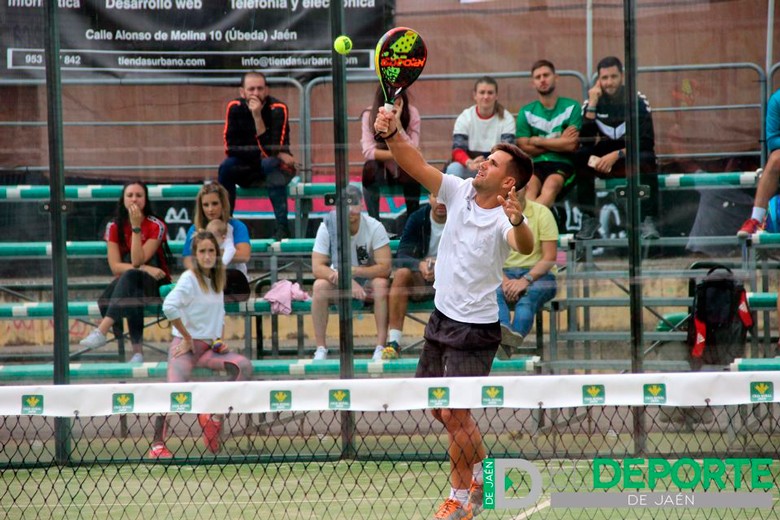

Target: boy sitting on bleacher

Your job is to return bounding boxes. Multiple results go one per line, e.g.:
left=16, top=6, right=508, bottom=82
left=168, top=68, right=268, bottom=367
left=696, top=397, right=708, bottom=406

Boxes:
left=496, top=199, right=559, bottom=356
left=384, top=194, right=447, bottom=358
left=310, top=185, right=392, bottom=361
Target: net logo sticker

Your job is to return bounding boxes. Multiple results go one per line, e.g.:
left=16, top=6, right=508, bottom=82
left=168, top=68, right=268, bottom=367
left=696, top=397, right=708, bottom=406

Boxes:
left=170, top=392, right=192, bottom=412
left=482, top=386, right=504, bottom=406
left=329, top=389, right=350, bottom=410
left=112, top=393, right=134, bottom=413
left=428, top=387, right=450, bottom=407
left=750, top=382, right=773, bottom=403
left=271, top=390, right=291, bottom=411
left=21, top=394, right=44, bottom=415
left=583, top=385, right=605, bottom=405
left=643, top=384, right=666, bottom=404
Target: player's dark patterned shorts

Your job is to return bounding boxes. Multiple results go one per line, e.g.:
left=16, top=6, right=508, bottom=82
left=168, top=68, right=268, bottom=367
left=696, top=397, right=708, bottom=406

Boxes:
left=415, top=308, right=500, bottom=378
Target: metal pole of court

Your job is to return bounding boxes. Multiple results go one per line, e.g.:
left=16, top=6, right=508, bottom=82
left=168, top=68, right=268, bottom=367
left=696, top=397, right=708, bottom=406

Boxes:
left=330, top=3, right=356, bottom=459
left=623, top=0, right=647, bottom=454
left=43, top=0, right=72, bottom=463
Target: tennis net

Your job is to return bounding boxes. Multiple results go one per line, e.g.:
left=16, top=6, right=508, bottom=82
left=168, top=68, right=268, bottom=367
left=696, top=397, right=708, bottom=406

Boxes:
left=1, top=372, right=778, bottom=519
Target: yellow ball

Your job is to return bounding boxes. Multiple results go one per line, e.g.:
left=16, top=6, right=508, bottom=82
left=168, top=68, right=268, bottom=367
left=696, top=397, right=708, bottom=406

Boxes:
left=333, top=35, right=353, bottom=55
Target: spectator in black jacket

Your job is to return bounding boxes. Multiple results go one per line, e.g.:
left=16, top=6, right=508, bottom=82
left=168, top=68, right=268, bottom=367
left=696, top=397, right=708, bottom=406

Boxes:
left=217, top=71, right=296, bottom=240
left=575, top=56, right=659, bottom=240
left=384, top=194, right=447, bottom=357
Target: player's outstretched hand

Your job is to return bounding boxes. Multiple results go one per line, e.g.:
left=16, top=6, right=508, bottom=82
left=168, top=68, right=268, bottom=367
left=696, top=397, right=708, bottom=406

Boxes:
left=498, top=186, right=526, bottom=225
left=374, top=106, right=398, bottom=138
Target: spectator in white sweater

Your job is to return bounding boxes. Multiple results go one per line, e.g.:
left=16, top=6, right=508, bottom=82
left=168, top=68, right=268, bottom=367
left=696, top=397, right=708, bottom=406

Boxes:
left=148, top=230, right=253, bottom=459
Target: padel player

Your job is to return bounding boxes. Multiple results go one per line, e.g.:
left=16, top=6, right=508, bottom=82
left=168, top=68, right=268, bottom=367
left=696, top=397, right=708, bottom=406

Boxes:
left=375, top=108, right=534, bottom=520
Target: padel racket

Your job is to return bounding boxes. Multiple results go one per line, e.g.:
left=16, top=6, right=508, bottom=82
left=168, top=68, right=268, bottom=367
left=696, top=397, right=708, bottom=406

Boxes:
left=375, top=27, right=427, bottom=112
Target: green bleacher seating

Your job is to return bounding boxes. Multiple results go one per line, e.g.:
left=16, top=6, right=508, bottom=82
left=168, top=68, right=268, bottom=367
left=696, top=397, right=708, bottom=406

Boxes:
left=0, top=172, right=753, bottom=203
left=0, top=239, right=276, bottom=259
left=729, top=358, right=780, bottom=371
left=594, top=170, right=760, bottom=191
left=0, top=356, right=539, bottom=382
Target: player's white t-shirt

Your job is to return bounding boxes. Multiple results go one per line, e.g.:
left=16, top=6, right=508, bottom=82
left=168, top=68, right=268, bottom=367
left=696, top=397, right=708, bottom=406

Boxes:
left=433, top=174, right=513, bottom=323
left=313, top=213, right=390, bottom=269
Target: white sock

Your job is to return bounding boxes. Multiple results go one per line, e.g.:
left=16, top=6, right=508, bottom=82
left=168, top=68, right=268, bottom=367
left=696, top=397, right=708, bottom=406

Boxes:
left=449, top=487, right=469, bottom=504
left=375, top=345, right=384, bottom=352
left=752, top=207, right=767, bottom=221
left=388, top=329, right=403, bottom=344
left=316, top=346, right=327, bottom=352
left=472, top=461, right=483, bottom=485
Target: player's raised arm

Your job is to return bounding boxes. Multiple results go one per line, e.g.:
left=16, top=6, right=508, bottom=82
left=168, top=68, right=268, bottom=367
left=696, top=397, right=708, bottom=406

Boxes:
left=375, top=106, right=443, bottom=196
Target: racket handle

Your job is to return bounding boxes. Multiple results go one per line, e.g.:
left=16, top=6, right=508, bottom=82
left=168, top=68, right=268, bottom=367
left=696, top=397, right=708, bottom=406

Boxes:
left=374, top=102, right=397, bottom=141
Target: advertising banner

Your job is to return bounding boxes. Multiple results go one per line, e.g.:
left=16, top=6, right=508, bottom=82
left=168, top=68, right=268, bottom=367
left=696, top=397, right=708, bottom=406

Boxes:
left=1, top=0, right=391, bottom=81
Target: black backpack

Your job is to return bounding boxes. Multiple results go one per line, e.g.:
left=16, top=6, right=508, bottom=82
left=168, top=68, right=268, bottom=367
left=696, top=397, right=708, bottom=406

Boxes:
left=686, top=265, right=753, bottom=370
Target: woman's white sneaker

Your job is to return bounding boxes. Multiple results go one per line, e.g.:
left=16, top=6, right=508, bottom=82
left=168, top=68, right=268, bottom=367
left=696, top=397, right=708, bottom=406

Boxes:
left=79, top=329, right=107, bottom=349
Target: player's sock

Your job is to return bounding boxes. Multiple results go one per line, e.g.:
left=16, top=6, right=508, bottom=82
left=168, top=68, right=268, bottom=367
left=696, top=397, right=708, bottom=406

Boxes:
left=449, top=487, right=469, bottom=504
left=752, top=207, right=767, bottom=222
left=388, top=329, right=403, bottom=345
left=472, top=461, right=483, bottom=485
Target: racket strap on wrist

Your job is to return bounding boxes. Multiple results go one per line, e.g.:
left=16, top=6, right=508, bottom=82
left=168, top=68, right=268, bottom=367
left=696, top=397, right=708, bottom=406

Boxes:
left=375, top=127, right=398, bottom=142
left=382, top=128, right=398, bottom=140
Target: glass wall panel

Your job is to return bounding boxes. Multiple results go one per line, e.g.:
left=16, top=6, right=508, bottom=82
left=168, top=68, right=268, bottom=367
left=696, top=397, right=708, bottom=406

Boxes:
left=0, top=0, right=774, bottom=402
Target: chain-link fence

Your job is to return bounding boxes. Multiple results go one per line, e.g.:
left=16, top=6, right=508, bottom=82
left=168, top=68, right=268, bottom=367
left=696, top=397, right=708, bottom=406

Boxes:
left=1, top=375, right=778, bottom=519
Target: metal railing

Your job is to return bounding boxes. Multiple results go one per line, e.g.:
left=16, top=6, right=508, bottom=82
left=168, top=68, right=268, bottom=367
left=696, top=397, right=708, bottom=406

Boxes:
left=770, top=61, right=780, bottom=94
left=638, top=62, right=768, bottom=163
left=0, top=76, right=306, bottom=178
left=303, top=70, right=589, bottom=174
left=0, top=63, right=772, bottom=179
